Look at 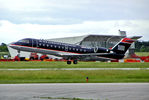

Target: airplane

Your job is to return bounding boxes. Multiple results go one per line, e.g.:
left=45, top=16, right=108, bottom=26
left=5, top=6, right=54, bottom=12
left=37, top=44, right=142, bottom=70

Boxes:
left=9, top=37, right=136, bottom=64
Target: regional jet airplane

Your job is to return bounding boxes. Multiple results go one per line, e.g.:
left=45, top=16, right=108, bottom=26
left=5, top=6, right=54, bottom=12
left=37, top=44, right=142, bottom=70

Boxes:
left=9, top=38, right=135, bottom=64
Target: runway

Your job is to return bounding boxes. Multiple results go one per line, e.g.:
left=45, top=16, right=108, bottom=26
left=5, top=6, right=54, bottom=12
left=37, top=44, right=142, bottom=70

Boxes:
left=0, top=83, right=149, bottom=100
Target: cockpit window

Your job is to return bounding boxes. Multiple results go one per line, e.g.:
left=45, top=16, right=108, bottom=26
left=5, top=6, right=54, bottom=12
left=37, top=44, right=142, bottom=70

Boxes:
left=18, top=39, right=29, bottom=43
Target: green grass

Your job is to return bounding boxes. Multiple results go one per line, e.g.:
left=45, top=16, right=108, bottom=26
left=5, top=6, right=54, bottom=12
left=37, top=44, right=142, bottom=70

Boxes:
left=0, top=52, right=10, bottom=59
left=0, top=61, right=149, bottom=83
left=0, top=52, right=9, bottom=55
left=0, top=61, right=149, bottom=69
left=0, top=70, right=149, bottom=83
left=135, top=52, right=149, bottom=56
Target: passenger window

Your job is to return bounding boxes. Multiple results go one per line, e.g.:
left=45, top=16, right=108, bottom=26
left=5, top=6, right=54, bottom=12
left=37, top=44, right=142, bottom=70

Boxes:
left=18, top=39, right=29, bottom=43
left=39, top=40, right=42, bottom=42
left=73, top=48, right=75, bottom=51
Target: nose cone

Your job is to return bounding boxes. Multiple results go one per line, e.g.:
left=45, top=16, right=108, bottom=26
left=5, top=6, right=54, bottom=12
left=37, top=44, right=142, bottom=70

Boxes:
left=8, top=42, right=15, bottom=47
left=8, top=41, right=15, bottom=45
left=8, top=43, right=15, bottom=49
left=8, top=42, right=19, bottom=50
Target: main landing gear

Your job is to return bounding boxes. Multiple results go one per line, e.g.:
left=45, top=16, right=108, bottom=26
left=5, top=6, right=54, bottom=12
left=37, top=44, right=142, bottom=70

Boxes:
left=73, top=60, right=78, bottom=64
left=67, top=60, right=72, bottom=64
left=67, top=60, right=78, bottom=64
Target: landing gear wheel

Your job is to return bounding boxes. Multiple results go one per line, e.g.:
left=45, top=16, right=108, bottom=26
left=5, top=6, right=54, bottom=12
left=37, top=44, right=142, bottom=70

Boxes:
left=67, top=60, right=72, bottom=64
left=73, top=60, right=78, bottom=64
left=17, top=50, right=20, bottom=54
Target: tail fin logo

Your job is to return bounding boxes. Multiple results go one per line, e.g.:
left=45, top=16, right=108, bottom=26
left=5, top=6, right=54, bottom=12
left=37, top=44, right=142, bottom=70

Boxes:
left=111, top=38, right=135, bottom=54
left=121, top=38, right=135, bottom=43
left=118, top=45, right=125, bottom=51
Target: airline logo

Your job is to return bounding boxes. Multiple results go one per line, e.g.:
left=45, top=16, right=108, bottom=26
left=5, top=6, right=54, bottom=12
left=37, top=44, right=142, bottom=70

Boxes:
left=121, top=38, right=134, bottom=43
left=118, top=45, right=125, bottom=51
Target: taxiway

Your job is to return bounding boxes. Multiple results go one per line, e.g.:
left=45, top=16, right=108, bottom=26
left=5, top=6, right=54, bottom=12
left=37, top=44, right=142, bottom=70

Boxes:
left=0, top=83, right=149, bottom=100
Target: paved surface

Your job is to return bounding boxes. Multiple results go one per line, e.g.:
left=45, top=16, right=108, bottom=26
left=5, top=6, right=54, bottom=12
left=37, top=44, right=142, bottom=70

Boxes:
left=0, top=83, right=149, bottom=100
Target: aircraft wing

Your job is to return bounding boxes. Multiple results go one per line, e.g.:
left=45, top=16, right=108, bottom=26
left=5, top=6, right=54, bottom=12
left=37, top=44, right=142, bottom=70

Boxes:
left=58, top=53, right=109, bottom=57
left=58, top=53, right=116, bottom=61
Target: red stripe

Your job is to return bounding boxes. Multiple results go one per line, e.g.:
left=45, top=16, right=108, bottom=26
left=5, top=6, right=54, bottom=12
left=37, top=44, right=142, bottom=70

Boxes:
left=11, top=44, right=81, bottom=54
left=121, top=38, right=134, bottom=43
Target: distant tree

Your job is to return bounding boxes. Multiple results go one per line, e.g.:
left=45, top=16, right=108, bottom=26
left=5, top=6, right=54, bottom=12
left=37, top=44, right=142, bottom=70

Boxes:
left=135, top=41, right=149, bottom=52
left=0, top=43, right=8, bottom=52
left=1, top=43, right=6, bottom=46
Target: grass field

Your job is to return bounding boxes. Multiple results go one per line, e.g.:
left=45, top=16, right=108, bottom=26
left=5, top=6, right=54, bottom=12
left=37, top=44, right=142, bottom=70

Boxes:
left=0, top=70, right=149, bottom=83
left=0, top=52, right=10, bottom=59
left=0, top=52, right=9, bottom=55
left=0, top=61, right=149, bottom=69
left=135, top=52, right=149, bottom=56
left=0, top=61, right=149, bottom=83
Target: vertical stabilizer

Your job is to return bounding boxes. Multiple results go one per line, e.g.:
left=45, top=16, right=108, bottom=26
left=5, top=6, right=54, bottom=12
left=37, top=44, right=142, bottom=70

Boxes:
left=112, top=38, right=135, bottom=54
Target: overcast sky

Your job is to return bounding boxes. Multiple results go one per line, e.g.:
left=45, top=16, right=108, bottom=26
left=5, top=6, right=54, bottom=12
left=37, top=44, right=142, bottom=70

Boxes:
left=0, top=0, right=149, bottom=44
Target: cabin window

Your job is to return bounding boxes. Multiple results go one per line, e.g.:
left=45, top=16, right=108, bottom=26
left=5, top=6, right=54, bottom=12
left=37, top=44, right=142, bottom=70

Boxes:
left=84, top=49, right=86, bottom=52
left=69, top=48, right=72, bottom=50
left=80, top=49, right=82, bottom=52
left=43, top=44, right=45, bottom=46
left=18, top=39, right=29, bottom=43
left=47, top=44, right=49, bottom=47
left=73, top=48, right=75, bottom=51
left=58, top=46, right=61, bottom=49
left=76, top=49, right=78, bottom=51
left=50, top=45, right=53, bottom=47
left=39, top=40, right=42, bottom=42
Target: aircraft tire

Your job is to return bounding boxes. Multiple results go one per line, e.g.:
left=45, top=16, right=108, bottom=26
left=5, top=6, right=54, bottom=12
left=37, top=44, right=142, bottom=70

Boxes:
left=73, top=60, right=78, bottom=64
left=67, top=61, right=71, bottom=64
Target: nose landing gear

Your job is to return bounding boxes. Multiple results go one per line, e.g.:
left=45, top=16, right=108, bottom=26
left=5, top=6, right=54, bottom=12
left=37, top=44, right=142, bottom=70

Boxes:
left=17, top=50, right=20, bottom=57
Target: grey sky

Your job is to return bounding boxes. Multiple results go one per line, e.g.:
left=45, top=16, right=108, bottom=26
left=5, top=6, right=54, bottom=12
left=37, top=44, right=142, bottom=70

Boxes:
left=0, top=0, right=149, bottom=43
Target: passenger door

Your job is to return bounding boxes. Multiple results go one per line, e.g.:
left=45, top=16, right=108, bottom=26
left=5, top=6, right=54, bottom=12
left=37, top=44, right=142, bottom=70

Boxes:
left=32, top=39, right=38, bottom=47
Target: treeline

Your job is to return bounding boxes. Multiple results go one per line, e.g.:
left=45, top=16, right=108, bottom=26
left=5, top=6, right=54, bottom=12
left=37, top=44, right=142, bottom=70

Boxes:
left=135, top=41, right=149, bottom=52
left=0, top=43, right=8, bottom=52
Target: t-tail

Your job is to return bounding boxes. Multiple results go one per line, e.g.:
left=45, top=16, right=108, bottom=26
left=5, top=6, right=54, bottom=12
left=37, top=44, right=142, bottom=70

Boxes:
left=111, top=38, right=135, bottom=55
left=100, top=38, right=136, bottom=60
